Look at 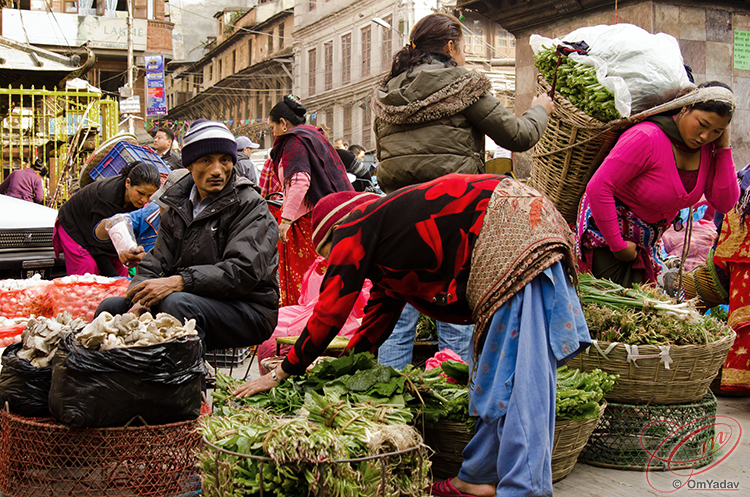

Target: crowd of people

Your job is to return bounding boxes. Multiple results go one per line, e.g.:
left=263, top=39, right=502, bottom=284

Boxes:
left=2, top=11, right=745, bottom=497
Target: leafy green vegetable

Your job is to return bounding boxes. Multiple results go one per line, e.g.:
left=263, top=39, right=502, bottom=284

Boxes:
left=441, top=360, right=470, bottom=384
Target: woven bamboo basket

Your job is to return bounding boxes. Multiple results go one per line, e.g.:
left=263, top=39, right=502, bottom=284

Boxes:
left=551, top=402, right=607, bottom=482
left=567, top=332, right=735, bottom=405
left=682, top=259, right=729, bottom=309
left=529, top=76, right=624, bottom=223
left=423, top=405, right=606, bottom=483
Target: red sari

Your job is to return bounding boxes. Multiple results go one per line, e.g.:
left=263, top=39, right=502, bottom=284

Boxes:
left=713, top=209, right=750, bottom=395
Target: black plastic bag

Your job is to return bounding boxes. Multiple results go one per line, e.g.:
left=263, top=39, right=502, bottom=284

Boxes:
left=49, top=334, right=205, bottom=428
left=0, top=343, right=53, bottom=418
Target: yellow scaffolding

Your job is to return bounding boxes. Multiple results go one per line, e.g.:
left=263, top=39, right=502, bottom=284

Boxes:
left=0, top=85, right=118, bottom=206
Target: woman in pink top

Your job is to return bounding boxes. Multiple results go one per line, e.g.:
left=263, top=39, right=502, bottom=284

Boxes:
left=577, top=82, right=739, bottom=286
left=267, top=95, right=354, bottom=306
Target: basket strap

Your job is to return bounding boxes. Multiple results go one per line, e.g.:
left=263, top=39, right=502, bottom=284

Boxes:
left=586, top=339, right=619, bottom=359
left=623, top=344, right=673, bottom=369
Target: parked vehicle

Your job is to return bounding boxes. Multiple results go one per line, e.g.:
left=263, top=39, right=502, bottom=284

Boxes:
left=0, top=195, right=66, bottom=279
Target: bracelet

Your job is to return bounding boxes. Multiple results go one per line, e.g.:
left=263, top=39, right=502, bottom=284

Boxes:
left=270, top=368, right=286, bottom=384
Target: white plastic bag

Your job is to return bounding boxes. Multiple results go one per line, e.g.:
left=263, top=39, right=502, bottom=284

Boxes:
left=530, top=24, right=694, bottom=117
left=104, top=214, right=137, bottom=256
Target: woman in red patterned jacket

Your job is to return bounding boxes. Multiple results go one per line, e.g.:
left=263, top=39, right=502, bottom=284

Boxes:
left=235, top=173, right=591, bottom=497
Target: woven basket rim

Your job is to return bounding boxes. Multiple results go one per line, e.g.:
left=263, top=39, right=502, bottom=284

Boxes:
left=585, top=330, right=736, bottom=354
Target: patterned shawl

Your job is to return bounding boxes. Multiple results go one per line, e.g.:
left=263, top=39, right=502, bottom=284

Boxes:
left=466, top=178, right=577, bottom=356
left=270, top=125, right=353, bottom=208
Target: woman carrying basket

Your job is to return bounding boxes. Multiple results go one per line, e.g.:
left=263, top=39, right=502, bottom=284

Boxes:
left=234, top=174, right=592, bottom=497
left=577, top=82, right=739, bottom=287
left=266, top=95, right=353, bottom=306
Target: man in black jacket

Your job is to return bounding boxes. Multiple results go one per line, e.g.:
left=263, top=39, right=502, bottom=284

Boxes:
left=153, top=127, right=183, bottom=170
left=96, top=120, right=279, bottom=351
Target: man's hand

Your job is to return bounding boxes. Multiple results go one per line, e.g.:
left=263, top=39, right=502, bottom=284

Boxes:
left=233, top=366, right=290, bottom=398
left=119, top=246, right=146, bottom=267
left=127, top=301, right=151, bottom=317
left=126, top=275, right=184, bottom=308
left=613, top=241, right=638, bottom=262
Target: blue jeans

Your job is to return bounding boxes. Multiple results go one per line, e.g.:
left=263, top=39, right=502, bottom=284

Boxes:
left=377, top=303, right=472, bottom=369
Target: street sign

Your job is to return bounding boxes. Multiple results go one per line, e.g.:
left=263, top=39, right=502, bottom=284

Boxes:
left=145, top=55, right=168, bottom=117
left=119, top=96, right=141, bottom=114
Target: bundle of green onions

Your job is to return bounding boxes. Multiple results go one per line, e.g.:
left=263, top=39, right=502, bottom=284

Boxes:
left=579, top=274, right=733, bottom=346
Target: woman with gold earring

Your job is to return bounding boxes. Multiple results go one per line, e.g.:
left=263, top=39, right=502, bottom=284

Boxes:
left=266, top=95, right=354, bottom=306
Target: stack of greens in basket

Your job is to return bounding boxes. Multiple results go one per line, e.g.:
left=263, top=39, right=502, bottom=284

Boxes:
left=578, top=274, right=734, bottom=346
left=200, top=352, right=443, bottom=497
left=534, top=46, right=620, bottom=123
left=556, top=366, right=617, bottom=421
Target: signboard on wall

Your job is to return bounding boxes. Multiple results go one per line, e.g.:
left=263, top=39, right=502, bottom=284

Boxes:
left=1, top=9, right=147, bottom=50
left=735, top=30, right=750, bottom=71
left=145, top=56, right=167, bottom=117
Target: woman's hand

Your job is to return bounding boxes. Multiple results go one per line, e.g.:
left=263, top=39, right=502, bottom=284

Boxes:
left=613, top=241, right=638, bottom=262
left=715, top=127, right=731, bottom=148
left=532, top=94, right=555, bottom=116
left=279, top=221, right=291, bottom=242
left=233, top=366, right=290, bottom=398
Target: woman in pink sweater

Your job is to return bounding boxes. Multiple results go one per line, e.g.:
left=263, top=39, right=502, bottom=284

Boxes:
left=267, top=95, right=354, bottom=306
left=577, top=82, right=739, bottom=286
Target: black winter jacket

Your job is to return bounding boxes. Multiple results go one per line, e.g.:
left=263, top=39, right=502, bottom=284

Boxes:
left=132, top=172, right=279, bottom=333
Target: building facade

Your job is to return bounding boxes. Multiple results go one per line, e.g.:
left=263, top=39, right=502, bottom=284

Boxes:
left=293, top=0, right=517, bottom=151
left=0, top=0, right=174, bottom=123
left=165, top=0, right=294, bottom=148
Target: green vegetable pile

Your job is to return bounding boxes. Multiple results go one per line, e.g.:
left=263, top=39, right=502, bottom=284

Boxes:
left=534, top=46, right=620, bottom=123
left=556, top=366, right=617, bottom=421
left=200, top=352, right=444, bottom=496
left=579, top=274, right=733, bottom=346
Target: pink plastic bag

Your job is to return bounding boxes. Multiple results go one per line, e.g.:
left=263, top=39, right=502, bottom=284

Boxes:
left=661, top=219, right=718, bottom=271
left=257, top=257, right=372, bottom=373
left=425, top=349, right=467, bottom=384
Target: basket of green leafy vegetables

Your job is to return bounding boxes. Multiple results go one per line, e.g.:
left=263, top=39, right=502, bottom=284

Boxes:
left=570, top=274, right=735, bottom=405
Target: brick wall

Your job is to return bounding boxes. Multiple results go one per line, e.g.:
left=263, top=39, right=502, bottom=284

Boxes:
left=513, top=1, right=750, bottom=171
left=147, top=19, right=173, bottom=53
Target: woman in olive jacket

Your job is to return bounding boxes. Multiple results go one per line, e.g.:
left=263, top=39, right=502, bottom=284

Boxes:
left=372, top=12, right=554, bottom=194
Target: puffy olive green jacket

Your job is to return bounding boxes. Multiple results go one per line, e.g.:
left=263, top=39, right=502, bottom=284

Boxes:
left=372, top=61, right=549, bottom=193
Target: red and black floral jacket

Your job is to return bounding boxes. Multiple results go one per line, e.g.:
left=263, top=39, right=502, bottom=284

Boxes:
left=283, top=173, right=503, bottom=375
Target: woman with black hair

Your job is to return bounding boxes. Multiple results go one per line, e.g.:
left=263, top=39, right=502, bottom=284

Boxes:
left=372, top=12, right=553, bottom=194
left=267, top=95, right=353, bottom=306
left=53, top=161, right=161, bottom=277
left=577, top=81, right=740, bottom=287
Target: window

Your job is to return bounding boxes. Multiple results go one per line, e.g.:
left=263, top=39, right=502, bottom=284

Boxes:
left=232, top=50, right=236, bottom=73
left=341, top=34, right=351, bottom=85
left=362, top=99, right=371, bottom=148
left=343, top=105, right=352, bottom=142
left=325, top=109, right=333, bottom=131
left=361, top=26, right=371, bottom=78
left=64, top=1, right=77, bottom=13
left=497, top=27, right=508, bottom=47
left=268, top=29, right=274, bottom=54
left=248, top=37, right=253, bottom=65
left=308, top=0, right=316, bottom=11
left=324, top=42, right=333, bottom=91
left=218, top=59, right=223, bottom=79
left=278, top=22, right=284, bottom=49
left=308, top=48, right=317, bottom=96
left=462, top=18, right=484, bottom=55
left=381, top=15, right=392, bottom=72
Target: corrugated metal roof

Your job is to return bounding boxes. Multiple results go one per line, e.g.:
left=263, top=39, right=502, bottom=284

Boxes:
left=0, top=35, right=79, bottom=72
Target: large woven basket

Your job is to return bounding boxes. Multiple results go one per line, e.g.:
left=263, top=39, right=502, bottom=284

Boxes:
left=551, top=402, right=607, bottom=482
left=529, top=76, right=624, bottom=223
left=567, top=332, right=735, bottom=405
left=423, top=406, right=606, bottom=483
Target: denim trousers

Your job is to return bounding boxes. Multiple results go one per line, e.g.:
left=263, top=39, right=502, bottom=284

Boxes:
left=377, top=303, right=473, bottom=369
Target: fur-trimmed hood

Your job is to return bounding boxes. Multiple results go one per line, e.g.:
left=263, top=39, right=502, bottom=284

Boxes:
left=372, top=61, right=492, bottom=125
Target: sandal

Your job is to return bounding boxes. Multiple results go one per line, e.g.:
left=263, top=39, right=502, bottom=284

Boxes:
left=429, top=479, right=479, bottom=497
